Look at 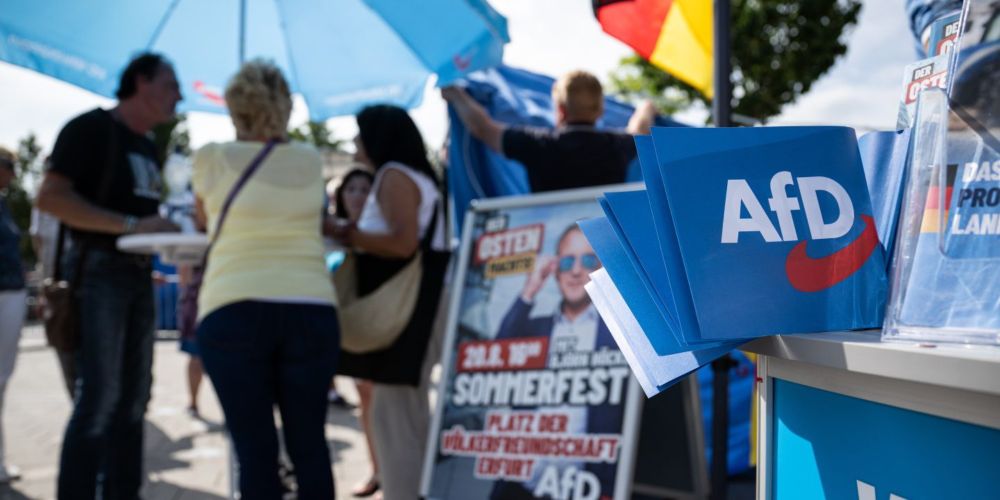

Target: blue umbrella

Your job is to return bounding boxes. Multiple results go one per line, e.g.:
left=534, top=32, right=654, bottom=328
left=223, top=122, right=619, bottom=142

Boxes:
left=0, top=0, right=509, bottom=119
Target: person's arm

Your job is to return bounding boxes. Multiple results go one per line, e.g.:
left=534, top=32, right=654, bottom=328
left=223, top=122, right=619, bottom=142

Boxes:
left=626, top=100, right=657, bottom=135
left=35, top=172, right=176, bottom=234
left=441, top=86, right=506, bottom=153
left=496, top=296, right=534, bottom=340
left=348, top=168, right=422, bottom=259
left=194, top=196, right=208, bottom=232
left=520, top=255, right=556, bottom=303
left=30, top=234, right=43, bottom=256
left=496, top=256, right=556, bottom=339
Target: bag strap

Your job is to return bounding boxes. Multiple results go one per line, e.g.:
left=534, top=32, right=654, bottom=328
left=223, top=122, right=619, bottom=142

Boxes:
left=420, top=201, right=440, bottom=252
left=201, top=139, right=280, bottom=265
left=56, top=112, right=121, bottom=283
left=52, top=222, right=66, bottom=281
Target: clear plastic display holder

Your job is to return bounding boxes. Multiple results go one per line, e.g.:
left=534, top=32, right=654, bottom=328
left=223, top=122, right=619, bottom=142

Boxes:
left=882, top=88, right=1000, bottom=346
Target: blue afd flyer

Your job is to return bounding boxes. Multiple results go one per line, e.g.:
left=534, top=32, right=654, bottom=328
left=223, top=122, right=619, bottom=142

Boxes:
left=649, top=127, right=887, bottom=342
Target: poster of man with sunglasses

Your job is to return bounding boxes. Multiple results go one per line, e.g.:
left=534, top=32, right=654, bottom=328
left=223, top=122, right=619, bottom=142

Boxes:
left=496, top=224, right=607, bottom=348
left=422, top=189, right=639, bottom=500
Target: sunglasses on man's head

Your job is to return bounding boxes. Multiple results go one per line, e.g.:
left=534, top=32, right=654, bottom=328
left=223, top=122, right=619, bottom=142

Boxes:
left=558, top=253, right=599, bottom=273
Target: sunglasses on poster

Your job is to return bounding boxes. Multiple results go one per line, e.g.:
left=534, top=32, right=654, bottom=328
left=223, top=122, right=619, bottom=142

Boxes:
left=557, top=253, right=599, bottom=273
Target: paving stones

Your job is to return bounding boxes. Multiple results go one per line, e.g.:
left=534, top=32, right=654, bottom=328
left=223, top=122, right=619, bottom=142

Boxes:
left=2, top=325, right=370, bottom=499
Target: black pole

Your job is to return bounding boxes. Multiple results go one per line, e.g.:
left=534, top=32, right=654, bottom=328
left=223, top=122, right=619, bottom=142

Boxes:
left=238, top=0, right=247, bottom=64
left=709, top=355, right=735, bottom=500
left=712, top=0, right=732, bottom=128
left=710, top=3, right=733, bottom=499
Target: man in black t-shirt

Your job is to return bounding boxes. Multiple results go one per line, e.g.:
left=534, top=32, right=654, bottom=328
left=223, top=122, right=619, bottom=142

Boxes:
left=35, top=52, right=181, bottom=499
left=442, top=70, right=656, bottom=192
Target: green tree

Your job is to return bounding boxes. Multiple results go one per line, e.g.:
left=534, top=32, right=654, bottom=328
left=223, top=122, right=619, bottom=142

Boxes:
left=4, top=133, right=44, bottom=268
left=609, top=0, right=862, bottom=124
left=289, top=121, right=344, bottom=151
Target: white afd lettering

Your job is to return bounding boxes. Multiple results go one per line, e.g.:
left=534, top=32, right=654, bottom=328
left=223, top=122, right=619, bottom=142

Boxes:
left=533, top=466, right=599, bottom=500
left=856, top=479, right=907, bottom=500
left=721, top=171, right=855, bottom=243
left=768, top=171, right=801, bottom=241
left=721, top=179, right=782, bottom=243
left=797, top=176, right=854, bottom=240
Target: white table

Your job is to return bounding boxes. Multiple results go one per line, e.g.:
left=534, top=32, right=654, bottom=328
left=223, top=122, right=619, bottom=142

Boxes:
left=117, top=232, right=209, bottom=265
left=746, top=331, right=1000, bottom=499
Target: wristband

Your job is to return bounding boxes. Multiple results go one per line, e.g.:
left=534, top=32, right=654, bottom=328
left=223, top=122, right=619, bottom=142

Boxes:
left=123, top=215, right=138, bottom=234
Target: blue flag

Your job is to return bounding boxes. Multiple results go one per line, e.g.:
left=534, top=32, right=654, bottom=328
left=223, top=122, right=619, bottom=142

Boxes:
left=652, top=127, right=888, bottom=342
left=447, top=65, right=686, bottom=236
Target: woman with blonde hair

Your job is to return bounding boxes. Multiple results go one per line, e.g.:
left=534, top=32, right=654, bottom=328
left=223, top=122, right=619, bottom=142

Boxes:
left=192, top=59, right=339, bottom=498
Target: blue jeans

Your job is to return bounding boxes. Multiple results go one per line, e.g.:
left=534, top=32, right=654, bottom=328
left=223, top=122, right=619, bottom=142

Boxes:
left=58, top=248, right=154, bottom=500
left=197, top=301, right=339, bottom=499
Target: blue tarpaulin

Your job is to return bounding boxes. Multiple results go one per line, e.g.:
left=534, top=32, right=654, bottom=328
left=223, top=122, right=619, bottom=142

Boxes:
left=446, top=65, right=687, bottom=237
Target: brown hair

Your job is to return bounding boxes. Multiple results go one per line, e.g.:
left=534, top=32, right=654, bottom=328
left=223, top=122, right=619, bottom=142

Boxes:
left=551, top=70, right=604, bottom=123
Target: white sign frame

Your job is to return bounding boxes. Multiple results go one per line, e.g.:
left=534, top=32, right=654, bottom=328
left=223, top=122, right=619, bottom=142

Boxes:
left=420, top=185, right=644, bottom=500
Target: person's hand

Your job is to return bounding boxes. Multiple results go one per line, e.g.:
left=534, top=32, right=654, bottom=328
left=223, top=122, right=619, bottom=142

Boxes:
left=152, top=271, right=167, bottom=285
left=134, top=215, right=180, bottom=234
left=441, top=86, right=466, bottom=103
left=328, top=218, right=356, bottom=247
left=521, top=256, right=557, bottom=303
left=637, top=99, right=657, bottom=115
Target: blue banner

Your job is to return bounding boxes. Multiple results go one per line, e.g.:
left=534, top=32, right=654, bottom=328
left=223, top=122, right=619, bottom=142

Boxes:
left=447, top=65, right=686, bottom=236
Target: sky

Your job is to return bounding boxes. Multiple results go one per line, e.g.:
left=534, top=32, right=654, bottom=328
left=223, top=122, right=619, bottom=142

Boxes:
left=0, top=0, right=916, bottom=160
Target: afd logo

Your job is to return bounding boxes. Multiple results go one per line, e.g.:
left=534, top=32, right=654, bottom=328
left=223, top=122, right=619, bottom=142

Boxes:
left=857, top=480, right=907, bottom=500
left=720, top=171, right=879, bottom=292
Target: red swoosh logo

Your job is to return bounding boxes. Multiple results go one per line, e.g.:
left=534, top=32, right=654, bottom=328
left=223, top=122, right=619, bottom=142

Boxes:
left=453, top=54, right=472, bottom=71
left=785, top=214, right=879, bottom=292
left=193, top=81, right=226, bottom=107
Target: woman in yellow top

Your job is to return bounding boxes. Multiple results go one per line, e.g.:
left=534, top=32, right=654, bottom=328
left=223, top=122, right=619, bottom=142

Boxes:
left=191, top=60, right=338, bottom=499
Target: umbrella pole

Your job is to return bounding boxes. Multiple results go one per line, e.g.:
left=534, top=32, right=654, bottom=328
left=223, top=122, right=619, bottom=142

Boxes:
left=239, top=0, right=247, bottom=64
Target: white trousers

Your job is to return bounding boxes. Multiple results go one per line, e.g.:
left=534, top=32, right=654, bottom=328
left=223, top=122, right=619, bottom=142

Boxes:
left=370, top=276, right=449, bottom=500
left=0, top=289, right=27, bottom=469
left=370, top=379, right=430, bottom=500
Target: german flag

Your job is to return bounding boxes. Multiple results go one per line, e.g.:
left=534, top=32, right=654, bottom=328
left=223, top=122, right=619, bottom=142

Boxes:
left=919, top=164, right=959, bottom=234
left=594, top=0, right=714, bottom=98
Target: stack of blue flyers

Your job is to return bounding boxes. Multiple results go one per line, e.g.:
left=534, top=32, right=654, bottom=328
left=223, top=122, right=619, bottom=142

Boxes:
left=857, top=128, right=912, bottom=270
left=580, top=127, right=889, bottom=396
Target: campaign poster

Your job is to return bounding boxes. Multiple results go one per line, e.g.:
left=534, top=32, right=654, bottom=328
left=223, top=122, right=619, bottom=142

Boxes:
left=896, top=54, right=950, bottom=130
left=925, top=11, right=961, bottom=57
left=422, top=189, right=641, bottom=500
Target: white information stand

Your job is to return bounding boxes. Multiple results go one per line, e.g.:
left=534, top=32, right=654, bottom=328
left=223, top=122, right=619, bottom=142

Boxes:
left=747, top=331, right=1000, bottom=499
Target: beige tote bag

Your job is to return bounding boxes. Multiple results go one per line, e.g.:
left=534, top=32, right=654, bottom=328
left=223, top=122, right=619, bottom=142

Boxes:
left=333, top=251, right=422, bottom=353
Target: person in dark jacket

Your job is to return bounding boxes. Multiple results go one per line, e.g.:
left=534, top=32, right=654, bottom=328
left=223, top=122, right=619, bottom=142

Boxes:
left=442, top=70, right=655, bottom=193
